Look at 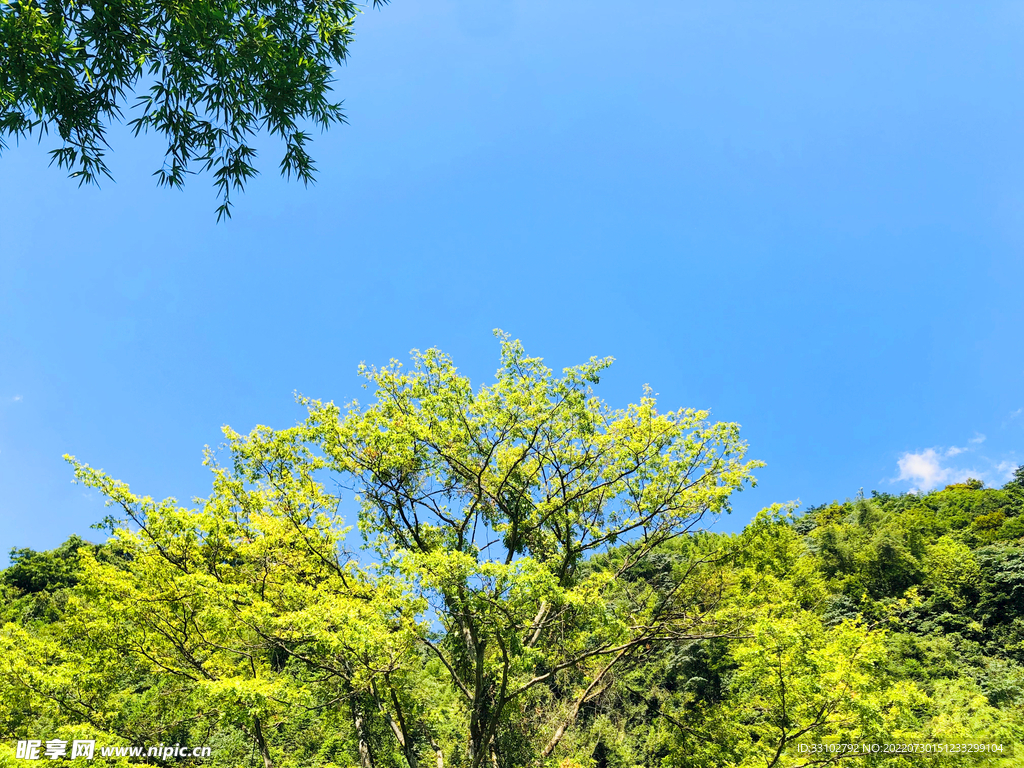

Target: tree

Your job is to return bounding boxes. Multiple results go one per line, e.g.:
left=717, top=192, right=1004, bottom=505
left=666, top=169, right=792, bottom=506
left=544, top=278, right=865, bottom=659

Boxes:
left=1, top=432, right=427, bottom=768
left=303, top=334, right=763, bottom=767
left=1, top=336, right=761, bottom=768
left=3, top=535, right=92, bottom=595
left=0, top=0, right=386, bottom=219
left=1005, top=465, right=1024, bottom=495
left=7, top=412, right=1024, bottom=767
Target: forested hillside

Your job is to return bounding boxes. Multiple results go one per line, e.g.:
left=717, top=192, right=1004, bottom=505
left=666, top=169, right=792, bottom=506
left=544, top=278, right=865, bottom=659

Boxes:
left=2, top=342, right=1022, bottom=767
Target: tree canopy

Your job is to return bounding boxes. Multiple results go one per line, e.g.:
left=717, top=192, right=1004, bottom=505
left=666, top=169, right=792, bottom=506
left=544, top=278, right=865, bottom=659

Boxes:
left=0, top=0, right=384, bottom=218
left=2, top=338, right=1023, bottom=767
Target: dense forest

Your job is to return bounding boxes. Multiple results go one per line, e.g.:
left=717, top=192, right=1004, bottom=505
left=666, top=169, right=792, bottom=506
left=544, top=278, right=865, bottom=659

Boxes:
left=2, top=341, right=1022, bottom=767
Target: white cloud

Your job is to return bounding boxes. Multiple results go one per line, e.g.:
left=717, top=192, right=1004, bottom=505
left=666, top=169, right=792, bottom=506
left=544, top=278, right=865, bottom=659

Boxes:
left=894, top=433, right=1018, bottom=491
left=1011, top=408, right=1023, bottom=421
left=11, top=395, right=21, bottom=402
left=895, top=449, right=976, bottom=491
left=940, top=433, right=984, bottom=458
left=994, top=460, right=1017, bottom=482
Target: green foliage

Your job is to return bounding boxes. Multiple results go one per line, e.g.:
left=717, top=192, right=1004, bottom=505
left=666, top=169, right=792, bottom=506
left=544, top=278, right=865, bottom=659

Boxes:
left=1, top=342, right=1022, bottom=768
left=1005, top=465, right=1024, bottom=493
left=303, top=334, right=761, bottom=768
left=3, top=534, right=90, bottom=595
left=0, top=0, right=384, bottom=219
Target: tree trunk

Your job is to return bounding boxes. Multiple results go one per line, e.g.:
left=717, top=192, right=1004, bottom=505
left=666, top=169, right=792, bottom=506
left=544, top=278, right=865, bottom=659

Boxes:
left=252, top=716, right=275, bottom=768
left=541, top=645, right=633, bottom=759
left=374, top=679, right=419, bottom=768
left=352, top=703, right=375, bottom=768
left=429, top=738, right=444, bottom=768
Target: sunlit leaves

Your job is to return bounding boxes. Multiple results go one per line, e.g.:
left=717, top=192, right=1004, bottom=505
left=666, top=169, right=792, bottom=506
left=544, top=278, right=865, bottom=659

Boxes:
left=295, top=333, right=763, bottom=766
left=0, top=0, right=379, bottom=217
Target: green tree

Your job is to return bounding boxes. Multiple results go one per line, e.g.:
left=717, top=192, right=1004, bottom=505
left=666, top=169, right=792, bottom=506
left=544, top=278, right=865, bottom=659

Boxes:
left=1, top=336, right=762, bottom=768
left=16, top=340, right=1024, bottom=768
left=2, top=427, right=427, bottom=768
left=0, top=0, right=385, bottom=219
left=3, top=535, right=92, bottom=596
left=303, top=334, right=762, bottom=768
left=1005, top=465, right=1024, bottom=493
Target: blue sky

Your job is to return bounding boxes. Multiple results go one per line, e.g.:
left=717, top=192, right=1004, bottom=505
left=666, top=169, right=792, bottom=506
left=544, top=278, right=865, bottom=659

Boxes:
left=2, top=0, right=1023, bottom=563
